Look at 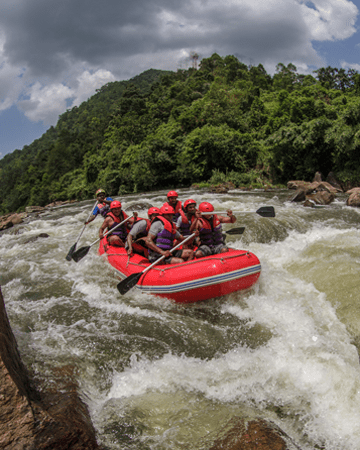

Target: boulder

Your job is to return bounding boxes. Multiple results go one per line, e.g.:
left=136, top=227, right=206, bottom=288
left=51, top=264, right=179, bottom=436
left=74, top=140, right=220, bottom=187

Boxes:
left=44, top=200, right=77, bottom=208
left=209, top=184, right=229, bottom=193
left=287, top=181, right=318, bottom=194
left=305, top=191, right=335, bottom=205
left=0, top=287, right=102, bottom=450
left=0, top=213, right=25, bottom=231
left=316, top=181, right=341, bottom=194
left=313, top=171, right=322, bottom=183
left=24, top=233, right=50, bottom=244
left=25, top=206, right=45, bottom=213
left=224, top=181, right=236, bottom=190
left=288, top=189, right=306, bottom=202
left=287, top=180, right=305, bottom=190
left=288, top=177, right=341, bottom=207
left=345, top=187, right=360, bottom=195
left=209, top=417, right=294, bottom=450
left=326, top=172, right=343, bottom=192
left=346, top=191, right=360, bottom=207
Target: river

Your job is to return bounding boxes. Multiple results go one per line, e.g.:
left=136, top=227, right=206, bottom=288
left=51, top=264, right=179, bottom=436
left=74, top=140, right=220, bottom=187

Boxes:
left=1, top=188, right=360, bottom=450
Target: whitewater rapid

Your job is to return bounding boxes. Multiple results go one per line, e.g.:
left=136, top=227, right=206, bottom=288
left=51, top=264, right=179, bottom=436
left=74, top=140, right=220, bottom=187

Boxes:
left=1, top=188, right=360, bottom=449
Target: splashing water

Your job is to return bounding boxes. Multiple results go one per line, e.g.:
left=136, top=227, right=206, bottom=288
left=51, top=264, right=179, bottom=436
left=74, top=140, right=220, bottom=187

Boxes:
left=1, top=189, right=360, bottom=449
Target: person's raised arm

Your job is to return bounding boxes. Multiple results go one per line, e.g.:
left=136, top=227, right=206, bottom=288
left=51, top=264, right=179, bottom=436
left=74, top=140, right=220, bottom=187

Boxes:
left=104, top=197, right=113, bottom=206
left=218, top=209, right=236, bottom=224
left=127, top=211, right=138, bottom=227
left=85, top=214, right=96, bottom=225
left=190, top=210, right=202, bottom=232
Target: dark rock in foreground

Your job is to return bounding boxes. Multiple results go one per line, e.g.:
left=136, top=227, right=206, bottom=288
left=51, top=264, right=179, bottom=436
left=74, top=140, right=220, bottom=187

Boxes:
left=0, top=286, right=102, bottom=450
left=209, top=417, right=300, bottom=450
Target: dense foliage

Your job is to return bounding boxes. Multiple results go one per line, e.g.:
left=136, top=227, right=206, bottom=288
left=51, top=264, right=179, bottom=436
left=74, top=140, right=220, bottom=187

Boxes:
left=1, top=56, right=360, bottom=214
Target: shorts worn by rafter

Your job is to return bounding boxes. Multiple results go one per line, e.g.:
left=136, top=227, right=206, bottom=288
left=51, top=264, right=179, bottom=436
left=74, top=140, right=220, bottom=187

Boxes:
left=148, top=250, right=183, bottom=264
left=197, top=244, right=228, bottom=256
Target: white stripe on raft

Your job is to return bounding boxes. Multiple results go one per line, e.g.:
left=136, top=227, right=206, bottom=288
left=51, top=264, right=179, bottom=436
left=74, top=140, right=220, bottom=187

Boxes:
left=114, top=263, right=261, bottom=294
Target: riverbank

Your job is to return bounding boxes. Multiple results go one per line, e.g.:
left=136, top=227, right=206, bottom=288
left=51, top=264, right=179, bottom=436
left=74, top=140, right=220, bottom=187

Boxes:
left=0, top=200, right=77, bottom=231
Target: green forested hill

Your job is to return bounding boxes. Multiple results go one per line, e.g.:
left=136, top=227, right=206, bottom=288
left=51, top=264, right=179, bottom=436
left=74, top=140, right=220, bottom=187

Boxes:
left=1, top=56, right=360, bottom=214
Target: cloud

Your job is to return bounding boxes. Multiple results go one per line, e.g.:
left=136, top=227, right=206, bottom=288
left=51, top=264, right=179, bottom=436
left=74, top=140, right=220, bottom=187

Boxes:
left=341, top=61, right=360, bottom=71
left=0, top=0, right=358, bottom=124
left=300, top=0, right=358, bottom=41
left=17, top=69, right=116, bottom=125
left=0, top=32, right=26, bottom=111
left=17, top=82, right=73, bottom=124
left=72, top=69, right=116, bottom=107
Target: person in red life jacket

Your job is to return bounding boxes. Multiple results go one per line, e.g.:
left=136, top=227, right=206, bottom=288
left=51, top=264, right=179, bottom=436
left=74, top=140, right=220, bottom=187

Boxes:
left=85, top=189, right=114, bottom=224
left=164, top=190, right=182, bottom=222
left=99, top=201, right=136, bottom=246
left=126, top=207, right=160, bottom=257
left=176, top=199, right=199, bottom=249
left=190, top=201, right=236, bottom=258
left=145, top=204, right=198, bottom=264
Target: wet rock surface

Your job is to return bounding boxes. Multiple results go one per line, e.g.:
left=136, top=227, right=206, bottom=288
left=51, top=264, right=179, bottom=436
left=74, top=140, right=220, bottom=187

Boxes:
left=0, top=213, right=26, bottom=231
left=0, top=287, right=102, bottom=450
left=0, top=201, right=77, bottom=232
left=209, top=417, right=299, bottom=450
left=287, top=172, right=353, bottom=207
left=346, top=189, right=360, bottom=207
left=23, top=233, right=50, bottom=244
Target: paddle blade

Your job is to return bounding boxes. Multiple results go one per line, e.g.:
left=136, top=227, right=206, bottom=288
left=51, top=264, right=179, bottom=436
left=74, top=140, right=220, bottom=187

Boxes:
left=71, top=246, right=90, bottom=262
left=226, top=227, right=245, bottom=235
left=65, top=243, right=77, bottom=261
left=256, top=206, right=275, bottom=217
left=117, top=272, right=143, bottom=295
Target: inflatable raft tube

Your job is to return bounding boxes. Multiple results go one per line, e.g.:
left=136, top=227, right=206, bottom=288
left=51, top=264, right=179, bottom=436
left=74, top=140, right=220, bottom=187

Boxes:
left=99, top=239, right=261, bottom=303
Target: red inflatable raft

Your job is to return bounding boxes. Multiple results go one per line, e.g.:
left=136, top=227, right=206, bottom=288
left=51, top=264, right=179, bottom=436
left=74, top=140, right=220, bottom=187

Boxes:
left=99, top=239, right=261, bottom=303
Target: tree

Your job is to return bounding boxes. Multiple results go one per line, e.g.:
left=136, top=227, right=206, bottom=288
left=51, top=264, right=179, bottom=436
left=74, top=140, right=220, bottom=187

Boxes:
left=273, top=63, right=298, bottom=91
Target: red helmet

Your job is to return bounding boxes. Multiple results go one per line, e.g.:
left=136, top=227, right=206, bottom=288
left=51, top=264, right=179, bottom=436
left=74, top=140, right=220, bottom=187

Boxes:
left=160, top=205, right=175, bottom=215
left=184, top=199, right=196, bottom=210
left=110, top=200, right=122, bottom=209
left=167, top=190, right=178, bottom=198
left=199, top=202, right=214, bottom=213
left=148, top=207, right=160, bottom=216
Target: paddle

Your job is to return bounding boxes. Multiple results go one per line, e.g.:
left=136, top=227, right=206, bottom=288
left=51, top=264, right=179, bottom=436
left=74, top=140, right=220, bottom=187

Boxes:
left=71, top=215, right=133, bottom=262
left=225, top=226, right=245, bottom=235
left=117, top=232, right=196, bottom=295
left=212, top=206, right=275, bottom=218
left=65, top=200, right=98, bottom=261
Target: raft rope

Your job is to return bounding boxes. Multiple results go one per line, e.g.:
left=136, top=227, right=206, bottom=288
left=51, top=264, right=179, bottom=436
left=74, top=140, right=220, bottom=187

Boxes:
left=105, top=250, right=252, bottom=272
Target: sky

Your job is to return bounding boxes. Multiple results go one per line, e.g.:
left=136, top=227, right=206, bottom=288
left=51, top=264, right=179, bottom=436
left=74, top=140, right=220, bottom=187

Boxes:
left=0, top=0, right=359, bottom=158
